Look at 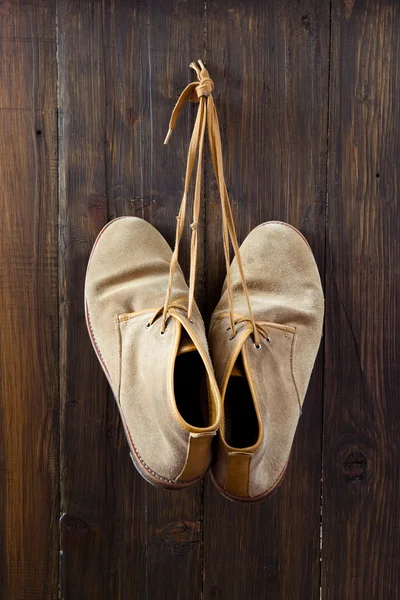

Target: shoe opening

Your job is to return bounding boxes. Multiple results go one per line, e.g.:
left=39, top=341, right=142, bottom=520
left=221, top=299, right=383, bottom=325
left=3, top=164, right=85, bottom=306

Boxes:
left=224, top=352, right=259, bottom=448
left=174, top=332, right=210, bottom=428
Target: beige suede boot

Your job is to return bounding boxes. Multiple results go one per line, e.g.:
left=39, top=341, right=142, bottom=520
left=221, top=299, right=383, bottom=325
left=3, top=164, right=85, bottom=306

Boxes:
left=85, top=217, right=221, bottom=488
left=209, top=222, right=324, bottom=502
left=85, top=62, right=223, bottom=489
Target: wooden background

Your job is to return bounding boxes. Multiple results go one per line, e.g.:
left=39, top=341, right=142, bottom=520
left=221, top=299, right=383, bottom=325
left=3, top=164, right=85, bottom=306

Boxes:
left=0, top=0, right=399, bottom=598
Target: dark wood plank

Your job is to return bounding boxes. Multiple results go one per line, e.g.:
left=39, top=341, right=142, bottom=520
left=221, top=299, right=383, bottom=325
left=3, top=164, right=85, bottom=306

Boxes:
left=58, top=1, right=206, bottom=598
left=0, top=1, right=59, bottom=598
left=203, top=1, right=330, bottom=598
left=58, top=2, right=111, bottom=597
left=323, top=2, right=400, bottom=598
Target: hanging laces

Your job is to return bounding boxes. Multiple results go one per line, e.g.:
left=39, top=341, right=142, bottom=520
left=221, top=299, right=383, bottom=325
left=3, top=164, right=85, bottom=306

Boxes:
left=160, top=60, right=260, bottom=347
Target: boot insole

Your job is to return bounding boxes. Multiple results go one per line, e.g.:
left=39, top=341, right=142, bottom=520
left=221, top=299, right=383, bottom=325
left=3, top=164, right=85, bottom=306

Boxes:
left=174, top=336, right=209, bottom=428
left=224, top=353, right=259, bottom=448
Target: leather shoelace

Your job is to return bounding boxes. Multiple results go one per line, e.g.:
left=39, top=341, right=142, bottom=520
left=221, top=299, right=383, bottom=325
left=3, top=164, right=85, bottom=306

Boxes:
left=160, top=60, right=261, bottom=348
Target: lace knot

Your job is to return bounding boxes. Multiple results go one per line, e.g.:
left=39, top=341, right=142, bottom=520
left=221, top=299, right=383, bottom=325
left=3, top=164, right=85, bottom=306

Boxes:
left=188, top=62, right=214, bottom=101
left=193, top=77, right=214, bottom=100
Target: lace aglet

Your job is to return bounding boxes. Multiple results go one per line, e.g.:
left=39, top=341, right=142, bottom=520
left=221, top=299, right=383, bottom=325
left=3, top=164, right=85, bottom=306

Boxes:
left=164, top=128, right=173, bottom=145
left=198, top=59, right=205, bottom=70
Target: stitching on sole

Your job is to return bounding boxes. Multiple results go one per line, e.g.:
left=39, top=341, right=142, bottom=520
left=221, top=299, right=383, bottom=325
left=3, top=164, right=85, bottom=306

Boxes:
left=86, top=308, right=111, bottom=381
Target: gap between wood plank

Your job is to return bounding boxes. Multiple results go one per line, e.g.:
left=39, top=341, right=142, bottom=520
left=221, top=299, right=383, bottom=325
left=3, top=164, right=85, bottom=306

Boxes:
left=55, top=3, right=63, bottom=598
left=321, top=1, right=333, bottom=599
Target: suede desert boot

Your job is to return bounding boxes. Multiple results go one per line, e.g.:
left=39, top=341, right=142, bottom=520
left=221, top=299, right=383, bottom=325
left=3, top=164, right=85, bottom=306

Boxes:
left=85, top=62, right=222, bottom=489
left=209, top=222, right=324, bottom=502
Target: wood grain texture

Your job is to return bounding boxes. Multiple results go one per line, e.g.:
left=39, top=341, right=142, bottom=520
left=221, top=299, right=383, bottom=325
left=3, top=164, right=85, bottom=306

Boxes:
left=323, top=1, right=400, bottom=598
left=58, top=0, right=205, bottom=598
left=0, top=1, right=59, bottom=598
left=1, top=0, right=400, bottom=597
left=203, top=1, right=329, bottom=598
left=58, top=1, right=111, bottom=597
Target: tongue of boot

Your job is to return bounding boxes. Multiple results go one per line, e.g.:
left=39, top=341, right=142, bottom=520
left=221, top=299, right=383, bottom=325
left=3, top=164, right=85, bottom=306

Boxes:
left=177, top=331, right=197, bottom=355
left=231, top=364, right=244, bottom=377
left=231, top=352, right=245, bottom=377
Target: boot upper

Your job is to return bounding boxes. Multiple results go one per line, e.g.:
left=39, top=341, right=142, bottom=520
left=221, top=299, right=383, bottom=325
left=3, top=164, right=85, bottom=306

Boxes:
left=209, top=221, right=324, bottom=499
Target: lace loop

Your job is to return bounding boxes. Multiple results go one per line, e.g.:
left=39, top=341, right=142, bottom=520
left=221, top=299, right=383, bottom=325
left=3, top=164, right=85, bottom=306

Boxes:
left=234, top=316, right=269, bottom=344
left=162, top=60, right=260, bottom=346
left=193, top=76, right=214, bottom=99
left=149, top=300, right=188, bottom=334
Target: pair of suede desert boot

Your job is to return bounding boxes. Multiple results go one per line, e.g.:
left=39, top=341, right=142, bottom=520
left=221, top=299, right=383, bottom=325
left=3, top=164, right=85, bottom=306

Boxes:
left=85, top=62, right=324, bottom=502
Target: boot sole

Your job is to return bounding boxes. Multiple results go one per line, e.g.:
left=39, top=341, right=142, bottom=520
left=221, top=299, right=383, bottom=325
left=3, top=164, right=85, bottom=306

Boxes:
left=84, top=217, right=204, bottom=491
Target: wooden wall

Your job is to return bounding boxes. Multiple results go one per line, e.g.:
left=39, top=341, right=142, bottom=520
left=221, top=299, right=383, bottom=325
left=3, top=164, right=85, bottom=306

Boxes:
left=0, top=1, right=399, bottom=598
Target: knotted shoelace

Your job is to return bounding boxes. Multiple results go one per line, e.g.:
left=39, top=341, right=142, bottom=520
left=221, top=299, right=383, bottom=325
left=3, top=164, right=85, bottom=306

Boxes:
left=160, top=60, right=261, bottom=348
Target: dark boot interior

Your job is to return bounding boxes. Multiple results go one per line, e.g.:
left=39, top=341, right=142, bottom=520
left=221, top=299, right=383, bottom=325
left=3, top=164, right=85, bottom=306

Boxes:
left=174, top=333, right=210, bottom=427
left=224, top=352, right=259, bottom=448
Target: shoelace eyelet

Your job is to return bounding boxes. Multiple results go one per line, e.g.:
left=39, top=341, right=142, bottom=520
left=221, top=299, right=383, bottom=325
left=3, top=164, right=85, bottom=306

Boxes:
left=229, top=335, right=237, bottom=341
left=254, top=343, right=262, bottom=350
left=266, top=337, right=271, bottom=344
left=146, top=323, right=151, bottom=328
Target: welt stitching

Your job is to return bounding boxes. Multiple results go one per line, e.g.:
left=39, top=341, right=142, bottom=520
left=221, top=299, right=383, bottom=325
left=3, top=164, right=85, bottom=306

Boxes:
left=87, top=310, right=105, bottom=365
